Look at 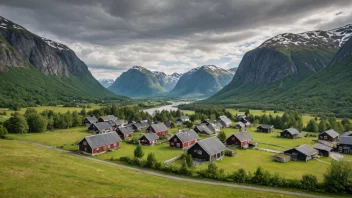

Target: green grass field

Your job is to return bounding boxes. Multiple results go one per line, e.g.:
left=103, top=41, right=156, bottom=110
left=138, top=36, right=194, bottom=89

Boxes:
left=1, top=140, right=304, bottom=198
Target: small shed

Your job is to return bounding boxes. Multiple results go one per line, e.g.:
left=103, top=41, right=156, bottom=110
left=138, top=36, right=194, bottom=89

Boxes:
left=257, top=124, right=274, bottom=133
left=273, top=154, right=291, bottom=163
left=218, top=115, right=232, bottom=128
left=313, top=143, right=333, bottom=157
left=280, top=128, right=303, bottom=139
left=284, top=144, right=318, bottom=161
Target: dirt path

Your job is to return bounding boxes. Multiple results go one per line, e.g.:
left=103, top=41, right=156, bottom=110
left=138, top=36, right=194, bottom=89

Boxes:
left=16, top=140, right=330, bottom=198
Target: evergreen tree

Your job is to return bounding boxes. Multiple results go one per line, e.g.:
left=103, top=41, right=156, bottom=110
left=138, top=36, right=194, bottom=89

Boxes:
left=217, top=131, right=227, bottom=142
left=146, top=152, right=157, bottom=168
left=306, top=119, right=319, bottom=132
left=134, top=144, right=144, bottom=158
left=0, top=125, right=8, bottom=138
left=186, top=154, right=194, bottom=168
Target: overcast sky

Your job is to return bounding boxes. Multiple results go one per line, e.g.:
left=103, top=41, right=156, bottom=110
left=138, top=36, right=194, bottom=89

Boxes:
left=0, top=0, right=351, bottom=80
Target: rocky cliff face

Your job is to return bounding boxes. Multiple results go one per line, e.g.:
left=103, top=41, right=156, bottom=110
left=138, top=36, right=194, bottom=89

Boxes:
left=169, top=65, right=234, bottom=98
left=233, top=24, right=352, bottom=85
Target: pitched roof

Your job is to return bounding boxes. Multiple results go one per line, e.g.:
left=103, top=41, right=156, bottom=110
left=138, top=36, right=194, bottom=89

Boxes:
left=259, top=124, right=274, bottom=129
left=318, top=140, right=334, bottom=148
left=109, top=119, right=125, bottom=126
left=140, top=133, right=159, bottom=141
left=164, top=120, right=172, bottom=128
left=283, top=128, right=300, bottom=135
left=313, top=143, right=333, bottom=152
left=232, top=132, right=253, bottom=142
left=117, top=126, right=133, bottom=135
left=139, top=120, right=148, bottom=123
left=339, top=136, right=352, bottom=145
left=322, top=129, right=339, bottom=138
left=195, top=137, right=226, bottom=156
left=150, top=123, right=168, bottom=133
left=99, top=115, right=117, bottom=122
left=80, top=132, right=121, bottom=148
left=85, top=116, right=97, bottom=123
left=341, top=131, right=352, bottom=137
left=134, top=122, right=150, bottom=129
left=236, top=122, right=245, bottom=128
left=194, top=124, right=214, bottom=135
left=219, top=116, right=232, bottom=124
left=180, top=116, right=189, bottom=120
left=173, top=130, right=199, bottom=143
left=285, top=144, right=318, bottom=156
left=93, top=122, right=112, bottom=131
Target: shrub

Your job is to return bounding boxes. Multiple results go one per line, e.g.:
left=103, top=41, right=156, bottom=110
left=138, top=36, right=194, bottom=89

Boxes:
left=225, top=149, right=236, bottom=157
left=134, top=144, right=144, bottom=158
left=301, top=174, right=318, bottom=191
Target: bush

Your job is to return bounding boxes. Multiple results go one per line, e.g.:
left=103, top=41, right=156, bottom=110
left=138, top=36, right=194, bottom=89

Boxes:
left=301, top=174, right=318, bottom=191
left=225, top=149, right=236, bottom=157
left=217, top=131, right=226, bottom=142
left=0, top=125, right=8, bottom=139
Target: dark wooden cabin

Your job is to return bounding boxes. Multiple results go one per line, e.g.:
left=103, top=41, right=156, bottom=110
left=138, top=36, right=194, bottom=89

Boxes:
left=139, top=133, right=159, bottom=146
left=194, top=124, right=214, bottom=135
left=169, top=130, right=199, bottom=149
left=318, top=129, right=339, bottom=142
left=280, top=128, right=303, bottom=139
left=97, top=115, right=117, bottom=123
left=257, top=124, right=274, bottom=133
left=146, top=123, right=168, bottom=136
left=116, top=126, right=133, bottom=140
left=226, top=131, right=253, bottom=148
left=132, top=122, right=150, bottom=132
left=88, top=122, right=113, bottom=134
left=313, top=143, right=332, bottom=157
left=187, top=137, right=226, bottom=162
left=284, top=144, right=318, bottom=161
left=77, top=132, right=122, bottom=155
left=339, top=131, right=352, bottom=154
left=83, top=116, right=98, bottom=126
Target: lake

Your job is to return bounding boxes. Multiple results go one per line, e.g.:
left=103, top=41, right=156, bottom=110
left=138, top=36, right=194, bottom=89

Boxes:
left=143, top=101, right=191, bottom=115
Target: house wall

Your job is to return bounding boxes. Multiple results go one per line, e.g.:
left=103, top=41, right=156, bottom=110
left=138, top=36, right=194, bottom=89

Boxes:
left=78, top=139, right=92, bottom=154
left=92, top=142, right=120, bottom=155
left=284, top=149, right=313, bottom=161
left=339, top=144, right=352, bottom=154
left=187, top=143, right=210, bottom=161
left=280, top=131, right=293, bottom=138
left=140, top=136, right=155, bottom=145
left=226, top=135, right=250, bottom=148
left=319, top=132, right=337, bottom=142
left=169, top=137, right=197, bottom=149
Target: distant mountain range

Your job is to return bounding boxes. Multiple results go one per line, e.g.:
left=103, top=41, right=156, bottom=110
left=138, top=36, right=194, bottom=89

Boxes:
left=0, top=16, right=123, bottom=107
left=98, top=79, right=115, bottom=88
left=207, top=24, right=352, bottom=117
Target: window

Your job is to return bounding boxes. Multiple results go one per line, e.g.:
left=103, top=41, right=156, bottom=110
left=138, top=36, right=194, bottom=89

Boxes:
left=232, top=137, right=235, bottom=140
left=174, top=138, right=177, bottom=142
left=171, top=142, right=174, bottom=146
left=197, top=150, right=202, bottom=155
left=83, top=141, right=87, bottom=146
left=324, top=136, right=327, bottom=140
left=176, top=143, right=180, bottom=147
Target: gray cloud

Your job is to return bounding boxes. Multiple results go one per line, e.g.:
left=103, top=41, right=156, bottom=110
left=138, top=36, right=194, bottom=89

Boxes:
left=0, top=0, right=351, bottom=79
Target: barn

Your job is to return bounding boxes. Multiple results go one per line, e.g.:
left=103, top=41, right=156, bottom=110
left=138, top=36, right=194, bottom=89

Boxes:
left=318, top=129, right=339, bottom=142
left=257, top=124, right=274, bottom=133
left=77, top=132, right=122, bottom=155
left=116, top=126, right=133, bottom=140
left=187, top=137, right=226, bottom=162
left=194, top=124, right=214, bottom=135
left=218, top=115, right=232, bottom=128
left=226, top=131, right=253, bottom=148
left=280, top=128, right=303, bottom=139
left=169, top=130, right=199, bottom=149
left=284, top=144, right=318, bottom=161
left=83, top=116, right=97, bottom=126
left=338, top=131, right=352, bottom=154
left=98, top=115, right=117, bottom=122
left=139, top=133, right=159, bottom=146
left=88, top=122, right=113, bottom=134
left=313, top=143, right=333, bottom=157
left=273, top=154, right=290, bottom=163
left=146, top=123, right=168, bottom=136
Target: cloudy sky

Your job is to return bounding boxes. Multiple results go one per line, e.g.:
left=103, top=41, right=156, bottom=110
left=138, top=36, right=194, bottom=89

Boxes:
left=0, top=0, right=351, bottom=80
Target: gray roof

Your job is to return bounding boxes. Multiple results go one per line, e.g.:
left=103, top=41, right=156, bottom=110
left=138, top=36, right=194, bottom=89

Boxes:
left=164, top=120, right=172, bottom=128
left=259, top=124, right=274, bottom=129
left=283, top=128, right=300, bottom=135
left=109, top=119, right=125, bottom=126
left=286, top=144, right=318, bottom=156
left=93, top=122, right=112, bottom=131
left=232, top=132, right=253, bottom=142
left=341, top=131, right=352, bottom=137
left=194, top=124, right=214, bottom=135
left=140, top=133, right=159, bottom=141
left=236, top=122, right=245, bottom=128
left=318, top=140, right=334, bottom=147
left=180, top=116, right=189, bottom=120
left=339, top=136, right=352, bottom=145
left=117, top=127, right=133, bottom=135
left=85, top=116, right=97, bottom=123
left=313, top=143, right=333, bottom=152
left=195, top=137, right=226, bottom=156
left=79, top=132, right=122, bottom=148
left=150, top=123, right=168, bottom=133
left=173, top=130, right=199, bottom=143
left=99, top=115, right=117, bottom=122
left=139, top=120, right=149, bottom=123
left=219, top=116, right=232, bottom=124
left=322, top=129, right=339, bottom=138
left=135, top=122, right=150, bottom=129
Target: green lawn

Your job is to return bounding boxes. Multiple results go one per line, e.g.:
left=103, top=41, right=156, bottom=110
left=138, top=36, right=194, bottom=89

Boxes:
left=0, top=140, right=303, bottom=198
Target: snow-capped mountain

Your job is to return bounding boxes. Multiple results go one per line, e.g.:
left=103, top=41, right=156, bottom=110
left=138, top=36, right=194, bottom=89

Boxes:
left=261, top=24, right=352, bottom=48
left=98, top=79, right=115, bottom=88
left=169, top=65, right=235, bottom=98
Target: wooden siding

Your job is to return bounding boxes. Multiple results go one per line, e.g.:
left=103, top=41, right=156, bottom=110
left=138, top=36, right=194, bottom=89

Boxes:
left=169, top=136, right=197, bottom=149
left=318, top=132, right=338, bottom=142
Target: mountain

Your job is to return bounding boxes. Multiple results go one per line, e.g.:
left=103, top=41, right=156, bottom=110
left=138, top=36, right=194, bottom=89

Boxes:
left=169, top=65, right=234, bottom=98
left=0, top=16, right=123, bottom=107
left=99, top=79, right=115, bottom=88
left=108, top=66, right=181, bottom=98
left=229, top=67, right=238, bottom=74
left=207, top=25, right=352, bottom=117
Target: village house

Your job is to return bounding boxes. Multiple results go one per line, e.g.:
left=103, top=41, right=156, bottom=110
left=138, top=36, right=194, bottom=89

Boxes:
left=177, top=116, right=190, bottom=123
left=116, top=126, right=133, bottom=140
left=237, top=114, right=246, bottom=121
left=284, top=144, right=318, bottom=161
left=77, top=132, right=122, bottom=155
left=132, top=122, right=150, bottom=132
left=280, top=128, right=303, bottom=139
left=313, top=143, right=333, bottom=157
left=164, top=120, right=173, bottom=128
left=235, top=122, right=245, bottom=129
left=88, top=122, right=113, bottom=134
left=273, top=154, right=290, bottom=163
left=83, top=116, right=97, bottom=126
left=187, top=137, right=226, bottom=162
left=97, top=115, right=117, bottom=122
left=193, top=124, right=214, bottom=135
left=257, top=124, right=274, bottom=133
left=218, top=115, right=232, bottom=128
left=338, top=131, right=352, bottom=154
left=226, top=131, right=253, bottom=148
left=146, top=123, right=168, bottom=136
left=318, top=129, right=339, bottom=142
left=202, top=119, right=222, bottom=133
left=139, top=133, right=159, bottom=146
left=169, top=130, right=199, bottom=149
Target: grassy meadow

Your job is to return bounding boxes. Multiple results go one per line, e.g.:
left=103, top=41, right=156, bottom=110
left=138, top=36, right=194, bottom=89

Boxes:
left=1, top=139, right=305, bottom=198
